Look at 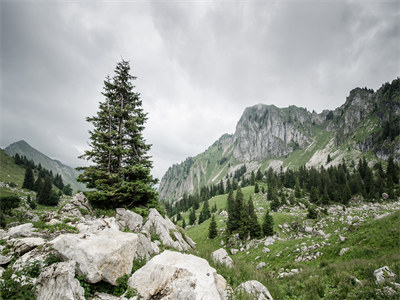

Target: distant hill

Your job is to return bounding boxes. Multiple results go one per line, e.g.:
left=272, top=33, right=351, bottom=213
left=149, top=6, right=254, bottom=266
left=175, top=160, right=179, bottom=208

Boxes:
left=4, top=140, right=86, bottom=193
left=159, top=78, right=400, bottom=202
left=0, top=148, right=26, bottom=187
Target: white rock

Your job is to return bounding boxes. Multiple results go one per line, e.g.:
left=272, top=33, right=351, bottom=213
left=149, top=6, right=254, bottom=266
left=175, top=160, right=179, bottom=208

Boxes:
left=116, top=208, right=143, bottom=232
left=6, top=223, right=35, bottom=238
left=219, top=210, right=228, bottom=217
left=262, top=247, right=271, bottom=253
left=338, top=235, right=346, bottom=243
left=142, top=209, right=195, bottom=251
left=90, top=292, right=130, bottom=300
left=304, top=226, right=313, bottom=234
left=13, top=237, right=46, bottom=256
left=236, top=280, right=273, bottom=300
left=211, top=248, right=234, bottom=268
left=0, top=266, right=4, bottom=277
left=36, top=261, right=85, bottom=300
left=0, top=253, right=12, bottom=265
left=375, top=212, right=391, bottom=220
left=230, top=249, right=239, bottom=255
left=256, top=262, right=266, bottom=270
left=52, top=231, right=156, bottom=285
left=264, top=236, right=275, bottom=246
left=382, top=193, right=389, bottom=200
left=59, top=192, right=93, bottom=220
left=339, top=247, right=350, bottom=256
left=128, top=250, right=227, bottom=299
left=374, top=266, right=396, bottom=284
left=47, top=219, right=62, bottom=226
left=76, top=217, right=120, bottom=234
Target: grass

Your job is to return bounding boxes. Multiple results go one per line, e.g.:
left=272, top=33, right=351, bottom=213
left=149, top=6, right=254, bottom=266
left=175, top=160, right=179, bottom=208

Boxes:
left=0, top=149, right=25, bottom=187
left=184, top=186, right=400, bottom=299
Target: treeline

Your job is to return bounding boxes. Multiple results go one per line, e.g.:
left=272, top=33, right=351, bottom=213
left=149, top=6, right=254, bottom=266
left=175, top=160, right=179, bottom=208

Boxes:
left=15, top=154, right=73, bottom=206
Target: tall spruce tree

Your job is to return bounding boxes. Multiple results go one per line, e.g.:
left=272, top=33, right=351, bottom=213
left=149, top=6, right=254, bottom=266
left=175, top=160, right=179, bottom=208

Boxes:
left=198, top=200, right=210, bottom=224
left=208, top=215, right=218, bottom=239
left=262, top=210, right=274, bottom=237
left=77, top=60, right=158, bottom=209
left=189, top=208, right=196, bottom=225
left=22, top=166, right=34, bottom=190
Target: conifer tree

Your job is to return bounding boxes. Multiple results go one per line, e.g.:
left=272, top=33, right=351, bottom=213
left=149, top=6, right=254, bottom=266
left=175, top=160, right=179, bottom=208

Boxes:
left=208, top=215, right=218, bottom=239
left=387, top=156, right=399, bottom=184
left=22, top=166, right=34, bottom=190
left=294, top=178, right=302, bottom=198
left=232, top=186, right=244, bottom=231
left=254, top=182, right=260, bottom=194
left=226, top=189, right=235, bottom=233
left=77, top=60, right=158, bottom=209
left=247, top=196, right=261, bottom=239
left=182, top=218, right=186, bottom=229
left=189, top=208, right=196, bottom=225
left=198, top=200, right=210, bottom=224
left=262, top=210, right=274, bottom=237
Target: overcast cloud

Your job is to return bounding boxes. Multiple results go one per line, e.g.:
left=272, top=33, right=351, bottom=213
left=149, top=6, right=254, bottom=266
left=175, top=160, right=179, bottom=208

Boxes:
left=1, top=0, right=399, bottom=180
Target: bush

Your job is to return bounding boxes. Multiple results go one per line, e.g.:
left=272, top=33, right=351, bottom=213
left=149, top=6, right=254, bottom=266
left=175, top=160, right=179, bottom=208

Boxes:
left=0, top=195, right=21, bottom=213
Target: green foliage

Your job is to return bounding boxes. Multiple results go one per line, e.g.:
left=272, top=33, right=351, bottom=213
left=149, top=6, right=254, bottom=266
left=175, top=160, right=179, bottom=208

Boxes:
left=198, top=200, right=211, bottom=224
left=62, top=184, right=73, bottom=196
left=77, top=60, right=158, bottom=210
left=208, top=215, right=218, bottom=239
left=22, top=166, right=34, bottom=190
left=0, top=195, right=21, bottom=214
left=33, top=220, right=78, bottom=233
left=307, top=205, right=318, bottom=219
left=262, top=210, right=274, bottom=236
left=37, top=176, right=59, bottom=206
left=77, top=273, right=131, bottom=299
left=189, top=208, right=196, bottom=225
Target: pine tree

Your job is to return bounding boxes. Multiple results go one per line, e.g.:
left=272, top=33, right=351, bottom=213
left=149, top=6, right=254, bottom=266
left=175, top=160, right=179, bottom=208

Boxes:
left=189, top=208, right=196, bottom=225
left=387, top=156, right=399, bottom=184
left=22, top=166, right=34, bottom=190
left=182, top=218, right=186, bottom=229
left=77, top=60, right=158, bottom=209
left=198, top=200, right=210, bottom=224
left=254, top=182, right=260, bottom=194
left=309, top=186, right=319, bottom=204
left=247, top=196, right=261, bottom=239
left=226, top=189, right=235, bottom=234
left=37, top=176, right=53, bottom=205
left=294, top=178, right=302, bottom=198
left=208, top=215, right=218, bottom=239
left=262, top=210, right=274, bottom=237
left=250, top=171, right=256, bottom=186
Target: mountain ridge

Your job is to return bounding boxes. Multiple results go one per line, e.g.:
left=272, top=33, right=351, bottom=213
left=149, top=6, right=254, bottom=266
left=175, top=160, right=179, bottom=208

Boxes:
left=4, top=140, right=86, bottom=193
left=159, top=78, right=400, bottom=202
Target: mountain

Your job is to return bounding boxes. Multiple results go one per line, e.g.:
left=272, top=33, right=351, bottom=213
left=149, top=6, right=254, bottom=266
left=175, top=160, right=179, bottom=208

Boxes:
left=4, top=140, right=86, bottom=193
left=159, top=78, right=400, bottom=202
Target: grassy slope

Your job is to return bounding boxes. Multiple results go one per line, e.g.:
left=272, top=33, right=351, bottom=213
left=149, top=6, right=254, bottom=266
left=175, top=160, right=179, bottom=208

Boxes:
left=0, top=149, right=25, bottom=187
left=184, top=187, right=400, bottom=299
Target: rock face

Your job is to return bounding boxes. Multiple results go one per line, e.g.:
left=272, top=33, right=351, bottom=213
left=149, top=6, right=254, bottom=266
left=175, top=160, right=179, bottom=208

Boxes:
left=12, top=237, right=46, bottom=256
left=211, top=248, right=234, bottom=268
left=236, top=280, right=273, bottom=300
left=36, top=261, right=85, bottom=300
left=142, top=209, right=196, bottom=251
left=158, top=79, right=400, bottom=203
left=128, top=250, right=227, bottom=300
left=51, top=230, right=156, bottom=285
left=5, top=223, right=35, bottom=238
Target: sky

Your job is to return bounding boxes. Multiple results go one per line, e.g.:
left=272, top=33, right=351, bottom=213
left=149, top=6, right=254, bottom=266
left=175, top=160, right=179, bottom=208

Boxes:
left=1, top=0, right=399, bottom=181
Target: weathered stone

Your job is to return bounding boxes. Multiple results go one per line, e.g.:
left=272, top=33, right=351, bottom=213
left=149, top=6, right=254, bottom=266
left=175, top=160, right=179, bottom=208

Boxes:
left=47, top=219, right=62, bottom=226
left=338, top=235, right=346, bottom=243
left=374, top=266, right=396, bottom=284
left=142, top=209, right=195, bottom=251
left=264, top=236, right=275, bottom=246
left=52, top=231, right=156, bottom=285
left=36, top=261, right=85, bottom=300
left=230, top=249, right=239, bottom=255
left=382, top=193, right=389, bottom=200
left=219, top=210, right=228, bottom=217
left=211, top=248, right=234, bottom=268
left=256, top=262, right=266, bottom=270
left=89, top=292, right=130, bottom=300
left=0, top=266, right=4, bottom=277
left=12, top=237, right=46, bottom=256
left=236, top=280, right=273, bottom=300
left=116, top=208, right=143, bottom=232
left=339, top=247, right=350, bottom=256
left=0, top=253, right=12, bottom=265
left=76, top=217, right=120, bottom=234
left=128, top=250, right=227, bottom=299
left=262, top=247, right=271, bottom=254
left=59, top=192, right=93, bottom=219
left=6, top=223, right=35, bottom=238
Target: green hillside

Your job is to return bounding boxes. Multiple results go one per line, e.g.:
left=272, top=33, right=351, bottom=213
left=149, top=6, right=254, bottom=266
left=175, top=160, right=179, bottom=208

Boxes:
left=0, top=149, right=25, bottom=187
left=181, top=187, right=400, bottom=299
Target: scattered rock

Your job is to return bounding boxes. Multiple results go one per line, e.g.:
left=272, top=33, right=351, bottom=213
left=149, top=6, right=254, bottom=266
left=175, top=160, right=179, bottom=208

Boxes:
left=128, top=250, right=227, bottom=299
left=211, top=248, right=234, bottom=268
left=256, top=262, right=266, bottom=270
left=264, top=236, right=275, bottom=246
left=76, top=217, right=120, bottom=234
left=47, top=219, right=62, bottom=226
left=12, top=237, right=46, bottom=256
left=220, top=210, right=228, bottom=217
left=52, top=231, right=156, bottom=285
left=89, top=292, right=130, bottom=300
left=376, top=286, right=397, bottom=297
left=382, top=193, right=389, bottom=200
left=339, top=247, right=350, bottom=256
left=116, top=208, right=143, bottom=232
left=236, top=280, right=273, bottom=300
left=230, top=249, right=239, bottom=255
left=338, top=235, right=346, bottom=243
left=36, top=261, right=85, bottom=300
left=375, top=212, right=391, bottom=220
left=59, top=192, right=93, bottom=220
left=142, top=209, right=196, bottom=251
left=262, top=247, right=270, bottom=253
left=373, top=266, right=396, bottom=284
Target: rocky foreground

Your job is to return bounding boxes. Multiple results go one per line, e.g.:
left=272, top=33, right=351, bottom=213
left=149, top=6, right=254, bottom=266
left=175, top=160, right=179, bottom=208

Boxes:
left=0, top=193, right=273, bottom=299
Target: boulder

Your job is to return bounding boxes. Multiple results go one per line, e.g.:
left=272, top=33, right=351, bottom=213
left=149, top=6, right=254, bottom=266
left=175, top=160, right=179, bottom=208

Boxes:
left=373, top=266, right=396, bottom=284
left=142, top=209, right=196, bottom=251
left=230, top=249, right=239, bottom=255
left=382, top=193, right=389, bottom=200
left=90, top=293, right=130, bottom=300
left=36, top=261, right=85, bottom=300
left=236, top=280, right=273, bottom=300
left=128, top=250, right=227, bottom=299
left=59, top=192, right=93, bottom=219
left=52, top=231, right=156, bottom=285
left=0, top=253, right=12, bottom=265
left=6, top=223, right=35, bottom=238
left=13, top=245, right=54, bottom=273
left=211, top=248, right=234, bottom=268
left=12, top=237, right=46, bottom=256
left=76, top=217, right=120, bottom=234
left=262, top=247, right=271, bottom=254
left=116, top=208, right=143, bottom=232
left=219, top=210, right=228, bottom=217
left=264, top=236, right=275, bottom=246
